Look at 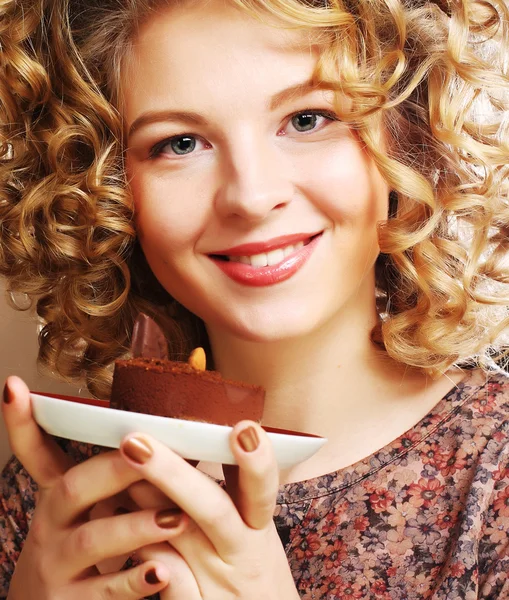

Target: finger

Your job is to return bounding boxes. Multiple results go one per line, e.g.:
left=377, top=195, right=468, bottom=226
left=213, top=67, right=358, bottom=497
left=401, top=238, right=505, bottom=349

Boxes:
left=120, top=433, right=244, bottom=557
left=57, top=507, right=187, bottom=580
left=156, top=514, right=226, bottom=584
left=90, top=491, right=140, bottom=520
left=90, top=499, right=133, bottom=575
left=127, top=459, right=199, bottom=511
left=227, top=421, right=279, bottom=530
left=46, top=450, right=147, bottom=527
left=93, top=483, right=179, bottom=577
left=135, top=543, right=202, bottom=600
left=128, top=480, right=179, bottom=510
left=67, top=560, right=170, bottom=599
left=2, top=376, right=72, bottom=488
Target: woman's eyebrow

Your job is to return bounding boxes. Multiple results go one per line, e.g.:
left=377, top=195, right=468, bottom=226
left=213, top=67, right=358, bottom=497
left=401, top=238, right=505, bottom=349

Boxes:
left=128, top=110, right=206, bottom=140
left=269, top=80, right=328, bottom=110
left=127, top=80, right=326, bottom=140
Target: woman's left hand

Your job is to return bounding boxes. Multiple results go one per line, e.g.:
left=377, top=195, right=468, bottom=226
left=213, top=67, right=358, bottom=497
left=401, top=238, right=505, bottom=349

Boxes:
left=118, top=421, right=300, bottom=600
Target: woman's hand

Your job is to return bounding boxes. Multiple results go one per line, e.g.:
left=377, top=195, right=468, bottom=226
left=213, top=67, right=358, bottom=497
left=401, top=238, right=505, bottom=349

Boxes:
left=2, top=376, right=186, bottom=599
left=117, top=423, right=300, bottom=600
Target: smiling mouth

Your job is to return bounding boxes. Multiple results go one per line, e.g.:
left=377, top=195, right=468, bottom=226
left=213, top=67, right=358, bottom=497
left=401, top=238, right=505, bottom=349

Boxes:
left=210, top=233, right=321, bottom=267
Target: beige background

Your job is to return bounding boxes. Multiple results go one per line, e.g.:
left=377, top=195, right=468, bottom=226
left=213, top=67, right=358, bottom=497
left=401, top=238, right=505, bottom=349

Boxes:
left=0, top=282, right=81, bottom=470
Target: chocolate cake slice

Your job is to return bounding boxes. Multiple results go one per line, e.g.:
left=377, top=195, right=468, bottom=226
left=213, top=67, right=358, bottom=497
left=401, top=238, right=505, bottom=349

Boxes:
left=110, top=314, right=265, bottom=426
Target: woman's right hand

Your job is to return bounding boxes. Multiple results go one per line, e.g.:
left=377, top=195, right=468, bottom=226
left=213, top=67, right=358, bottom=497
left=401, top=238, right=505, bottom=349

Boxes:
left=2, top=376, right=184, bottom=599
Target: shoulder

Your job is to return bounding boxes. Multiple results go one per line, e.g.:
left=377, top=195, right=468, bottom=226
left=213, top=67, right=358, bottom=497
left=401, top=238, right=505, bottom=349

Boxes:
left=451, top=370, right=509, bottom=508
left=430, top=369, right=509, bottom=491
left=455, top=369, right=509, bottom=431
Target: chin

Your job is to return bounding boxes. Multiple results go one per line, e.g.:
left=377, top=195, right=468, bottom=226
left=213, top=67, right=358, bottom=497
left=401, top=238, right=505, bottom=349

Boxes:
left=209, top=309, right=326, bottom=344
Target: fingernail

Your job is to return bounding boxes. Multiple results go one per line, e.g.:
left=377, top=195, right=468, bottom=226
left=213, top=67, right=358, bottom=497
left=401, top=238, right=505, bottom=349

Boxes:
left=238, top=426, right=259, bottom=452
left=155, top=507, right=183, bottom=529
left=3, top=382, right=13, bottom=404
left=123, top=436, right=153, bottom=464
left=145, top=567, right=161, bottom=584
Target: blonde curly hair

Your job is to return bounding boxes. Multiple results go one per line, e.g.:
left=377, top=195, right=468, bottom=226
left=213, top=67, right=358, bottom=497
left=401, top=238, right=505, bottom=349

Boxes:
left=1, top=0, right=508, bottom=398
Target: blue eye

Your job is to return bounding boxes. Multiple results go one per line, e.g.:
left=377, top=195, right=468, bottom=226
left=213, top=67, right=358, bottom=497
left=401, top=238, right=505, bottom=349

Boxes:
left=150, top=135, right=200, bottom=158
left=170, top=136, right=196, bottom=155
left=156, top=135, right=196, bottom=156
left=291, top=113, right=319, bottom=132
left=286, top=110, right=338, bottom=135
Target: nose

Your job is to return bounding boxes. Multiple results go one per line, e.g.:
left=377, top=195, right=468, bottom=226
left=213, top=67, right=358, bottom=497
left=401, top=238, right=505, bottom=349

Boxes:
left=215, top=135, right=293, bottom=222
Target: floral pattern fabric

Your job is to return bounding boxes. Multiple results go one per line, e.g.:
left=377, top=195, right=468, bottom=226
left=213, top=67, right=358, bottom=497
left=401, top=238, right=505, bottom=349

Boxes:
left=1, top=369, right=508, bottom=599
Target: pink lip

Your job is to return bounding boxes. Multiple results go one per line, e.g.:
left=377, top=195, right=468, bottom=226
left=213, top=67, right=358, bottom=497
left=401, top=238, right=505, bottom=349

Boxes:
left=211, top=232, right=320, bottom=256
left=209, top=232, right=322, bottom=287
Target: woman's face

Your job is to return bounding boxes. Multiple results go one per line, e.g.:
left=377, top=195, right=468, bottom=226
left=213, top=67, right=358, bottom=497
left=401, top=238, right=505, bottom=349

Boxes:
left=124, top=0, right=389, bottom=343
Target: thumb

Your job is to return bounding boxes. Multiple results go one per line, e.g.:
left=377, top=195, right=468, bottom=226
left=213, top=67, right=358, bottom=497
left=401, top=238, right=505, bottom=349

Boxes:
left=225, top=421, right=279, bottom=530
left=2, top=376, right=72, bottom=488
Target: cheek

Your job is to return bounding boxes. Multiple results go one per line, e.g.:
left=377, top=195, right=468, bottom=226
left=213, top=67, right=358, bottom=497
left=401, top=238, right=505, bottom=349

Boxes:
left=129, top=171, right=209, bottom=255
left=300, top=135, right=388, bottom=226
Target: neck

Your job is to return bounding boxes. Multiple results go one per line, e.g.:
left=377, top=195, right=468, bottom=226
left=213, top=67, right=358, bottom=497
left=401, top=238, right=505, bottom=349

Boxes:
left=204, top=296, right=464, bottom=482
left=207, top=300, right=408, bottom=437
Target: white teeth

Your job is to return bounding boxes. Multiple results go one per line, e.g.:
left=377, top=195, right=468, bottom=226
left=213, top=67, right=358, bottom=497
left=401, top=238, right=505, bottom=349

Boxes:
left=250, top=253, right=268, bottom=267
left=228, top=240, right=307, bottom=266
left=283, top=244, right=295, bottom=258
left=266, top=248, right=285, bottom=265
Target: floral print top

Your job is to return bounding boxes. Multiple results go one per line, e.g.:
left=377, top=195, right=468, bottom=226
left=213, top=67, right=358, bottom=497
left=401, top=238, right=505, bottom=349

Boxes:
left=1, top=368, right=508, bottom=599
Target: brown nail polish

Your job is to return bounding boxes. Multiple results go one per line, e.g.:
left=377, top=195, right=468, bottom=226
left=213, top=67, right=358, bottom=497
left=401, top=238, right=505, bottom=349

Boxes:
left=238, top=426, right=259, bottom=452
left=123, top=436, right=153, bottom=464
left=155, top=507, right=183, bottom=528
left=145, top=568, right=161, bottom=585
left=3, top=383, right=13, bottom=404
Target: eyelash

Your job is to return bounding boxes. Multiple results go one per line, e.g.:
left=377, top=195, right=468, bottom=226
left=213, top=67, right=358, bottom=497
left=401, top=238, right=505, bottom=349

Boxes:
left=148, top=109, right=339, bottom=159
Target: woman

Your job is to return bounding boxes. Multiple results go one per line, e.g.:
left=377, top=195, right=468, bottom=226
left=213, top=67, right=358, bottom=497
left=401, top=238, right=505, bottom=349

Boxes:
left=1, top=0, right=508, bottom=597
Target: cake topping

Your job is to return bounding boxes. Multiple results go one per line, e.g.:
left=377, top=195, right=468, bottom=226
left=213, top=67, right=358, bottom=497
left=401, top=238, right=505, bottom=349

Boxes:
left=131, top=313, right=168, bottom=360
left=188, top=347, right=206, bottom=371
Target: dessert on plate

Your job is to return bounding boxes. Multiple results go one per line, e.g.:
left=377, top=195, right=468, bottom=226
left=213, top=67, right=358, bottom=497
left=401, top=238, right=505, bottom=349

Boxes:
left=110, top=314, right=265, bottom=426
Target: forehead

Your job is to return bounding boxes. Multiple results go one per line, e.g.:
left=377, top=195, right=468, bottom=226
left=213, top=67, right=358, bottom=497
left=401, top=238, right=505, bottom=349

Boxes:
left=130, top=0, right=316, bottom=54
left=120, top=0, right=324, bottom=117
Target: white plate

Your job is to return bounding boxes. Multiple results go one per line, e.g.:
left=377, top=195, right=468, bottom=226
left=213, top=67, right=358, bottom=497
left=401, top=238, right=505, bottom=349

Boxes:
left=31, top=393, right=327, bottom=468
